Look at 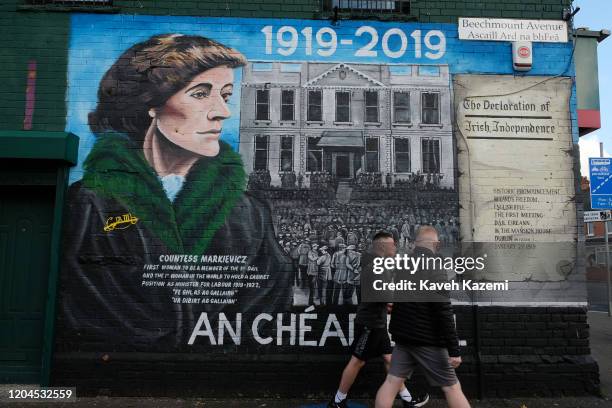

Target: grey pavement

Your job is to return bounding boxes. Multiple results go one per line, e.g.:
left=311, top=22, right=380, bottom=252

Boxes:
left=1, top=394, right=612, bottom=408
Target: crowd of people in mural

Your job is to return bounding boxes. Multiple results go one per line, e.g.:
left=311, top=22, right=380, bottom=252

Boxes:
left=247, top=169, right=451, bottom=192
left=271, top=198, right=459, bottom=306
left=246, top=169, right=272, bottom=190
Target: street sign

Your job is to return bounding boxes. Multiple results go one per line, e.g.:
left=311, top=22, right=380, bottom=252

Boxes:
left=591, top=149, right=612, bottom=317
left=458, top=18, right=568, bottom=43
left=584, top=210, right=612, bottom=223
left=590, top=158, right=612, bottom=209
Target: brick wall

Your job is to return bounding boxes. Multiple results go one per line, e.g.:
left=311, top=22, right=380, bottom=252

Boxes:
left=2, top=0, right=600, bottom=400
left=111, top=0, right=572, bottom=20
left=412, top=0, right=572, bottom=22
left=52, top=306, right=598, bottom=398
left=475, top=306, right=598, bottom=397
left=0, top=1, right=68, bottom=132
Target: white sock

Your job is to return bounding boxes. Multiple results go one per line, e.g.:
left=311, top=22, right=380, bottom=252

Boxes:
left=399, top=388, right=412, bottom=402
left=335, top=390, right=347, bottom=403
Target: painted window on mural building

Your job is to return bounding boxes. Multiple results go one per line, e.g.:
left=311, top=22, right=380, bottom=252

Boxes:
left=421, top=138, right=440, bottom=173
left=256, top=89, right=270, bottom=120
left=307, top=90, right=322, bottom=121
left=393, top=91, right=410, bottom=123
left=365, top=91, right=379, bottom=123
left=336, top=91, right=351, bottom=123
left=421, top=92, right=440, bottom=124
left=281, top=90, right=295, bottom=121
left=280, top=136, right=293, bottom=171
left=307, top=137, right=323, bottom=172
left=365, top=137, right=379, bottom=172
left=254, top=135, right=269, bottom=170
left=394, top=138, right=410, bottom=173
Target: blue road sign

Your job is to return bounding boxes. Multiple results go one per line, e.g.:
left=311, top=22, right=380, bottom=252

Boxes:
left=590, top=158, right=612, bottom=209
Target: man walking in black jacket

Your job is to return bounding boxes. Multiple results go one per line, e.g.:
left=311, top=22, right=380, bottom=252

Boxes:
left=375, top=226, right=470, bottom=408
left=329, top=231, right=428, bottom=408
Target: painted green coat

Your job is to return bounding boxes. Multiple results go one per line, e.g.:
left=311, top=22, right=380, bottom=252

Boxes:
left=56, top=133, right=293, bottom=351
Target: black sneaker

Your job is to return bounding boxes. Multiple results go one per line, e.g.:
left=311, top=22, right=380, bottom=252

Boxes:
left=327, top=399, right=348, bottom=408
left=402, top=392, right=430, bottom=407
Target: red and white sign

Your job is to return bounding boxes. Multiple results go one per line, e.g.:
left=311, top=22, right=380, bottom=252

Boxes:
left=518, top=46, right=531, bottom=58
left=512, top=41, right=533, bottom=71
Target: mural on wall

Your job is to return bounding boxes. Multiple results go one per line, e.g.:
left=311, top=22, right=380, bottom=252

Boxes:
left=57, top=14, right=577, bottom=353
left=455, top=75, right=580, bottom=303
left=238, top=61, right=457, bottom=307
left=60, top=33, right=296, bottom=350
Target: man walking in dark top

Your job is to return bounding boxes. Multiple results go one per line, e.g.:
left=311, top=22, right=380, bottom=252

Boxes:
left=328, top=231, right=429, bottom=408
left=375, top=226, right=470, bottom=408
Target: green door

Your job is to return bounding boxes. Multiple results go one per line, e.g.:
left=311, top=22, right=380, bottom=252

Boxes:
left=0, top=186, right=55, bottom=383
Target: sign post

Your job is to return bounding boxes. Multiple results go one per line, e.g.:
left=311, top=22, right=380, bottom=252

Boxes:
left=606, top=218, right=611, bottom=317
left=590, top=145, right=612, bottom=316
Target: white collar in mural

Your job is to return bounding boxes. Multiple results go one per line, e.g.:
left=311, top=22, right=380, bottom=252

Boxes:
left=304, top=63, right=385, bottom=88
left=159, top=173, right=186, bottom=202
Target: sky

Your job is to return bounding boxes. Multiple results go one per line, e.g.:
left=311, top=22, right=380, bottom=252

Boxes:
left=575, top=0, right=612, bottom=178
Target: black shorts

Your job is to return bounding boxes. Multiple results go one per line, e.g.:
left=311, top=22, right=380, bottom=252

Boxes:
left=349, top=324, right=392, bottom=361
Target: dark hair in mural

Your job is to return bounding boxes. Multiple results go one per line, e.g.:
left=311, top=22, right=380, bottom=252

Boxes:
left=89, top=34, right=247, bottom=140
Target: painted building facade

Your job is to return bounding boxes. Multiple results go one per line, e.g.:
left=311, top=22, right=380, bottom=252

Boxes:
left=239, top=62, right=453, bottom=188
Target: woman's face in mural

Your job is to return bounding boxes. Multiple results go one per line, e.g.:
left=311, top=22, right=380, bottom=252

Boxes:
left=154, top=65, right=234, bottom=157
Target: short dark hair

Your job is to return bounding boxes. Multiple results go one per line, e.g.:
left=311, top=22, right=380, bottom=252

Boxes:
left=89, top=34, right=247, bottom=141
left=372, top=230, right=395, bottom=242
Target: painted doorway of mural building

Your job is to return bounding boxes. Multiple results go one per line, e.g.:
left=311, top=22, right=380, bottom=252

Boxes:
left=333, top=153, right=353, bottom=179
left=0, top=185, right=54, bottom=383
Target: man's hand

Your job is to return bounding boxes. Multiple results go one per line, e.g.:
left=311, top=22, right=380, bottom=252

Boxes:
left=449, top=356, right=462, bottom=368
left=386, top=303, right=393, bottom=313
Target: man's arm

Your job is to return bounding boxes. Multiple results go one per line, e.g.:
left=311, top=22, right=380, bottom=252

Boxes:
left=431, top=300, right=461, bottom=357
left=430, top=268, right=461, bottom=358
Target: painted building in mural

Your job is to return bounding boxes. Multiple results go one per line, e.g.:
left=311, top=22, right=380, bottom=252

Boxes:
left=239, top=62, right=453, bottom=188
left=0, top=0, right=606, bottom=399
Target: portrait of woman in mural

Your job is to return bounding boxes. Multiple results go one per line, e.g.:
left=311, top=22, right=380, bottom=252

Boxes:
left=57, top=34, right=292, bottom=351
